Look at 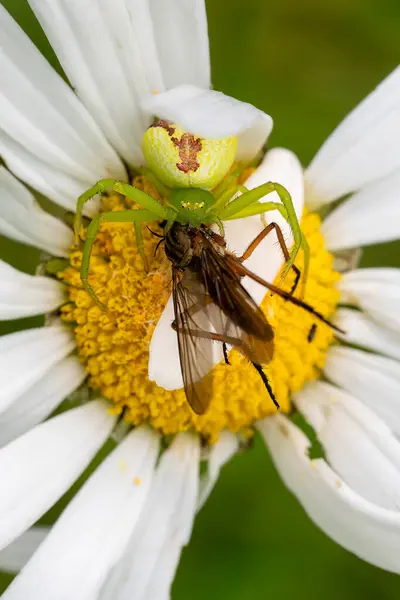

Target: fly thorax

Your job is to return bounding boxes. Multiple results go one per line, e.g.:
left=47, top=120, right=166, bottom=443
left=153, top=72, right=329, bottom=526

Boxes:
left=164, top=223, right=194, bottom=268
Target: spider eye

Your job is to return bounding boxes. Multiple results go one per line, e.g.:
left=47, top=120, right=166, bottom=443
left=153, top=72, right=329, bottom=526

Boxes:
left=169, top=188, right=214, bottom=218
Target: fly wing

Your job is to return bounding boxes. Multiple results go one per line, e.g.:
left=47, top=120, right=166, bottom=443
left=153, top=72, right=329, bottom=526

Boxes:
left=172, top=240, right=275, bottom=414
left=173, top=267, right=262, bottom=414
left=200, top=242, right=275, bottom=364
left=172, top=268, right=215, bottom=414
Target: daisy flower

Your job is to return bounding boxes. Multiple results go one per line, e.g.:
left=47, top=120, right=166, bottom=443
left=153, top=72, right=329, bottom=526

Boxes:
left=0, top=1, right=400, bottom=598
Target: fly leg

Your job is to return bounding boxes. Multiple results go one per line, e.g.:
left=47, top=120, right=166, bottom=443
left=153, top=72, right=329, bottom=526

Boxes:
left=251, top=362, right=279, bottom=408
left=171, top=322, right=278, bottom=409
left=171, top=321, right=240, bottom=346
left=171, top=293, right=236, bottom=362
left=222, top=342, right=230, bottom=365
left=226, top=255, right=344, bottom=334
left=237, top=222, right=301, bottom=295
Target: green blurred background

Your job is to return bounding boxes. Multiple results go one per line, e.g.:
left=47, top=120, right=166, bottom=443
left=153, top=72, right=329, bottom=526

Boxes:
left=1, top=0, right=400, bottom=597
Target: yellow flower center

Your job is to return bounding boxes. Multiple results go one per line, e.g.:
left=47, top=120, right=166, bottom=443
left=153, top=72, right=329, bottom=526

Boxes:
left=59, top=176, right=340, bottom=443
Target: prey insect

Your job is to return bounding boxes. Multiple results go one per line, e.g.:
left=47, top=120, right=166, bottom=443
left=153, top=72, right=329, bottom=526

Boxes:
left=74, top=177, right=340, bottom=415
left=164, top=220, right=341, bottom=413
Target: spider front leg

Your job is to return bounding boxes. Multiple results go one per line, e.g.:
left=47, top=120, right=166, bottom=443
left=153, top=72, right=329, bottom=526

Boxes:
left=219, top=182, right=309, bottom=293
left=206, top=184, right=248, bottom=220
left=81, top=209, right=156, bottom=310
left=74, top=178, right=172, bottom=244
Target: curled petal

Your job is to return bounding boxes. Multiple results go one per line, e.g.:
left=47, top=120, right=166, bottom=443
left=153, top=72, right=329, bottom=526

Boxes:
left=258, top=414, right=400, bottom=573
left=294, top=381, right=400, bottom=510
left=143, top=84, right=273, bottom=161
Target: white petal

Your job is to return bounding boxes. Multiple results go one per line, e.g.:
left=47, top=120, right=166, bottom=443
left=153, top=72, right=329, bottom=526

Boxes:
left=0, top=168, right=73, bottom=256
left=258, top=414, right=400, bottom=573
left=0, top=260, right=64, bottom=320
left=0, top=5, right=126, bottom=184
left=27, top=0, right=166, bottom=167
left=4, top=427, right=160, bottom=600
left=324, top=346, right=400, bottom=435
left=0, top=527, right=49, bottom=573
left=149, top=147, right=304, bottom=389
left=321, top=170, right=400, bottom=251
left=0, top=325, right=75, bottom=414
left=339, top=268, right=400, bottom=333
left=0, top=400, right=116, bottom=552
left=0, top=356, right=86, bottom=447
left=294, top=381, right=400, bottom=510
left=144, top=84, right=273, bottom=161
left=223, top=148, right=305, bottom=305
left=149, top=0, right=210, bottom=90
left=0, top=131, right=99, bottom=214
left=197, top=431, right=238, bottom=511
left=100, top=433, right=199, bottom=600
left=334, top=308, right=400, bottom=361
left=148, top=299, right=182, bottom=389
left=306, top=67, right=400, bottom=208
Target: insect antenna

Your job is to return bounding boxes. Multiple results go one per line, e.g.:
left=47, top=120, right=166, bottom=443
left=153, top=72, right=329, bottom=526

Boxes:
left=146, top=225, right=166, bottom=257
left=251, top=362, right=280, bottom=409
left=147, top=226, right=165, bottom=239
left=154, top=237, right=165, bottom=257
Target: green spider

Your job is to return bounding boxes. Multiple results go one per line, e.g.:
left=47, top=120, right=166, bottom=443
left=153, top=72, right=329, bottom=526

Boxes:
left=74, top=171, right=310, bottom=312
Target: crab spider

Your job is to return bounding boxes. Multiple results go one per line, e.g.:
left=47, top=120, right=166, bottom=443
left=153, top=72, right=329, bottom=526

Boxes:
left=74, top=177, right=309, bottom=310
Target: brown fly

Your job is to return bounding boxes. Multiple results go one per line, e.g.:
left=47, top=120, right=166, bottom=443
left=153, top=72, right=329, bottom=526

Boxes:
left=158, top=220, right=341, bottom=415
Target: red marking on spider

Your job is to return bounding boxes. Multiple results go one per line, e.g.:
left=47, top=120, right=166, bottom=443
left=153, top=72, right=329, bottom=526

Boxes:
left=171, top=134, right=202, bottom=173
left=151, top=119, right=175, bottom=136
